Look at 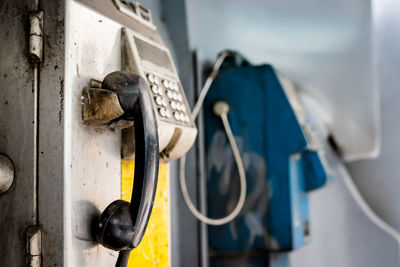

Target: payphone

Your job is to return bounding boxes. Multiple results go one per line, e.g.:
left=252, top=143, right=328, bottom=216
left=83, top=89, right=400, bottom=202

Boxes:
left=0, top=0, right=196, bottom=265
left=79, top=2, right=197, bottom=266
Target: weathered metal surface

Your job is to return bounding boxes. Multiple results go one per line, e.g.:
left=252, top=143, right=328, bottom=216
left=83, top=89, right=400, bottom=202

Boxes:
left=0, top=0, right=37, bottom=266
left=62, top=1, right=123, bottom=265
left=81, top=87, right=124, bottom=125
left=0, top=154, right=14, bottom=194
left=38, top=0, right=66, bottom=265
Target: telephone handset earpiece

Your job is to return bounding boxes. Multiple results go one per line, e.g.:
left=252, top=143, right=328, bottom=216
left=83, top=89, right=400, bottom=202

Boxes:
left=94, top=71, right=159, bottom=254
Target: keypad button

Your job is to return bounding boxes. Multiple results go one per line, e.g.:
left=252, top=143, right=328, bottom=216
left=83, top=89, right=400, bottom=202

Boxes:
left=176, top=112, right=185, bottom=121
left=167, top=90, right=174, bottom=99
left=151, top=85, right=159, bottom=94
left=155, top=96, right=163, bottom=106
left=159, top=108, right=167, bottom=117
left=154, top=76, right=160, bottom=85
left=170, top=101, right=177, bottom=110
left=163, top=80, right=169, bottom=88
left=177, top=94, right=183, bottom=102
left=158, top=87, right=164, bottom=96
left=147, top=73, right=155, bottom=83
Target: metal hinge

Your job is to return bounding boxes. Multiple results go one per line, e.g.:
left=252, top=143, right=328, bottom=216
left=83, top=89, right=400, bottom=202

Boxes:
left=29, top=11, right=44, bottom=63
left=26, top=226, right=42, bottom=267
left=27, top=10, right=43, bottom=267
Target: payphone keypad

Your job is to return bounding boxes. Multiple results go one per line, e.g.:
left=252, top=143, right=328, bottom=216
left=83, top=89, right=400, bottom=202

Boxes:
left=146, top=73, right=191, bottom=124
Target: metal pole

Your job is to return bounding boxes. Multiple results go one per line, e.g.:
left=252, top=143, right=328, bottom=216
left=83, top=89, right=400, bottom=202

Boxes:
left=193, top=51, right=209, bottom=267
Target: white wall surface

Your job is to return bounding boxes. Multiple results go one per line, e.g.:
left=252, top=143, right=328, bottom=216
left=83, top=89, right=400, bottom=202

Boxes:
left=347, top=0, right=400, bottom=233
left=185, top=0, right=379, bottom=161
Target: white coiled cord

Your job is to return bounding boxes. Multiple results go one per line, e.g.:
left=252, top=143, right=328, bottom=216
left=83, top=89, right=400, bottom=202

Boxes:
left=179, top=52, right=247, bottom=225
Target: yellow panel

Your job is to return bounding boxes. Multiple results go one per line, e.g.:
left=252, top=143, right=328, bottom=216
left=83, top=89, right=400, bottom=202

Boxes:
left=121, top=161, right=169, bottom=267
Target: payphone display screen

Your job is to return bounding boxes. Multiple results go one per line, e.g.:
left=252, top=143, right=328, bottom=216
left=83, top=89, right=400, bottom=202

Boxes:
left=134, top=36, right=173, bottom=72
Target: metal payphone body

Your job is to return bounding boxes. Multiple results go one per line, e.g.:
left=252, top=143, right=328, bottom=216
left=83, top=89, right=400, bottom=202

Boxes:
left=0, top=0, right=194, bottom=266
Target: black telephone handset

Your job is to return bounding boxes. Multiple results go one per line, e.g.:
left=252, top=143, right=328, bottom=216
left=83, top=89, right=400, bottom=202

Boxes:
left=93, top=71, right=159, bottom=265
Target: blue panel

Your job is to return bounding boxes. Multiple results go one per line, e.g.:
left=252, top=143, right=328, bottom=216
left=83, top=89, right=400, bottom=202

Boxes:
left=204, top=62, right=328, bottom=259
left=205, top=65, right=269, bottom=252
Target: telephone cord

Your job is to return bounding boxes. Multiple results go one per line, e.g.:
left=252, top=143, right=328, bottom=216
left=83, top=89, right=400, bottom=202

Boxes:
left=179, top=51, right=247, bottom=225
